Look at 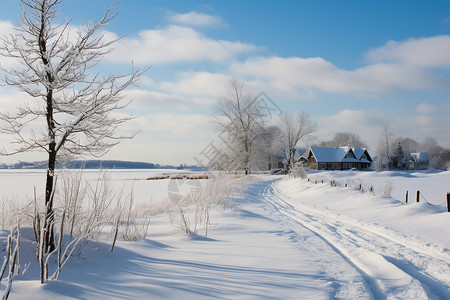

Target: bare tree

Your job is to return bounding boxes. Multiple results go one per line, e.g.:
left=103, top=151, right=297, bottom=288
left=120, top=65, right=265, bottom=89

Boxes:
left=0, top=0, right=144, bottom=252
left=320, top=132, right=367, bottom=148
left=214, top=79, right=263, bottom=175
left=420, top=137, right=450, bottom=170
left=375, top=124, right=393, bottom=170
left=278, top=112, right=316, bottom=169
left=395, top=137, right=419, bottom=157
left=390, top=136, right=419, bottom=167
left=259, top=125, right=281, bottom=170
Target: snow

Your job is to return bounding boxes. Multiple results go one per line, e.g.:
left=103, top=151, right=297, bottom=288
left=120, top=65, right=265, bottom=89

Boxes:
left=309, top=146, right=363, bottom=163
left=0, top=169, right=188, bottom=212
left=1, top=169, right=450, bottom=299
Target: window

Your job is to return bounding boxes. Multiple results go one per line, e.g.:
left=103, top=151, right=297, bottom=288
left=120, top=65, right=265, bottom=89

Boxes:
left=345, top=151, right=356, bottom=159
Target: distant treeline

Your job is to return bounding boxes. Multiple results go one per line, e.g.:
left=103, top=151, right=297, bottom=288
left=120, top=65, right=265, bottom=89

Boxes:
left=0, top=160, right=200, bottom=170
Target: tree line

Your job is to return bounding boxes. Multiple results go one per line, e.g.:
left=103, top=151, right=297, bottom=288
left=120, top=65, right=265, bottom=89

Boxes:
left=214, top=80, right=450, bottom=173
left=374, top=125, right=450, bottom=170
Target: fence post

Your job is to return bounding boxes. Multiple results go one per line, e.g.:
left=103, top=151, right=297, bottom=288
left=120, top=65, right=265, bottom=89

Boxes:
left=416, top=190, right=420, bottom=203
left=405, top=191, right=408, bottom=203
left=447, top=193, right=450, bottom=213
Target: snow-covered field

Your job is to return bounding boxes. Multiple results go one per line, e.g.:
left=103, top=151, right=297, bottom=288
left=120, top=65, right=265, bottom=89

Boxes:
left=1, top=169, right=449, bottom=299
left=0, top=169, right=190, bottom=211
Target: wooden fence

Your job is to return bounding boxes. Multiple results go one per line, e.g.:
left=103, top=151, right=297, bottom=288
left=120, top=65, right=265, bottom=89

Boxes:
left=307, top=177, right=450, bottom=213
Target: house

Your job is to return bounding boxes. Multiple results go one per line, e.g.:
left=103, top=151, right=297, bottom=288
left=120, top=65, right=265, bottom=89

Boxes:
left=305, top=146, right=373, bottom=170
left=352, top=148, right=373, bottom=169
left=408, top=152, right=429, bottom=170
left=270, top=148, right=307, bottom=170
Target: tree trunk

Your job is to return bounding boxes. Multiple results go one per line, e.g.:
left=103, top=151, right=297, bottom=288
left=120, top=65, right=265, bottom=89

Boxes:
left=290, top=148, right=296, bottom=170
left=40, top=7, right=57, bottom=253
left=44, top=148, right=56, bottom=253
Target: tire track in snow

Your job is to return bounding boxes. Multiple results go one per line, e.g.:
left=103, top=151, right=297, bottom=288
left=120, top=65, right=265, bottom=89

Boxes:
left=262, top=178, right=450, bottom=299
left=256, top=180, right=375, bottom=299
left=260, top=181, right=386, bottom=299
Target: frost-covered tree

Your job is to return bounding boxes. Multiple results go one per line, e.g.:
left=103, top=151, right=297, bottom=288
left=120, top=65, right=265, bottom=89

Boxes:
left=214, top=79, right=263, bottom=175
left=0, top=0, right=144, bottom=252
left=320, top=132, right=367, bottom=148
left=375, top=124, right=393, bottom=170
left=391, top=142, right=406, bottom=169
left=259, top=125, right=281, bottom=170
left=390, top=137, right=419, bottom=169
left=277, top=112, right=316, bottom=169
left=393, top=137, right=418, bottom=158
left=420, top=137, right=450, bottom=170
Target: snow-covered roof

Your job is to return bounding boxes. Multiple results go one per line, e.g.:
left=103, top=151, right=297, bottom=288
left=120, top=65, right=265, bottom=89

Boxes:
left=309, top=147, right=359, bottom=163
left=276, top=148, right=308, bottom=164
left=409, top=152, right=430, bottom=162
left=308, top=147, right=373, bottom=163
left=352, top=148, right=365, bottom=159
left=295, top=148, right=307, bottom=161
left=352, top=148, right=372, bottom=163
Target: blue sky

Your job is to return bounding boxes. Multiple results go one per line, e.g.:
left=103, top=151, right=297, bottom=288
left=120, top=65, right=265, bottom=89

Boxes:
left=0, top=1, right=449, bottom=165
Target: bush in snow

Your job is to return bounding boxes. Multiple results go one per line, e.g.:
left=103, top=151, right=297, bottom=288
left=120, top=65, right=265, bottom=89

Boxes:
left=290, top=163, right=308, bottom=179
left=168, top=174, right=241, bottom=237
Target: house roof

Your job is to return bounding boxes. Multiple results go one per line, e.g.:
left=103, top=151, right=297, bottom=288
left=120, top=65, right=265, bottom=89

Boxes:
left=308, top=147, right=373, bottom=163
left=295, top=148, right=307, bottom=161
left=276, top=148, right=308, bottom=165
left=309, top=147, right=360, bottom=163
left=409, top=152, right=429, bottom=162
left=352, top=148, right=373, bottom=163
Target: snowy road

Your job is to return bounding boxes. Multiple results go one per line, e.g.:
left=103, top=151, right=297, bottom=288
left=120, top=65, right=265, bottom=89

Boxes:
left=261, top=177, right=450, bottom=299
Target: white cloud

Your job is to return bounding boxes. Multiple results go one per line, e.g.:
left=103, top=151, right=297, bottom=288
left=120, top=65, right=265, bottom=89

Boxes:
left=316, top=109, right=386, bottom=150
left=365, top=35, right=450, bottom=68
left=319, top=109, right=383, bottom=129
left=416, top=103, right=437, bottom=114
left=124, top=89, right=193, bottom=111
left=228, top=36, right=450, bottom=97
left=0, top=20, right=14, bottom=32
left=232, top=56, right=446, bottom=95
left=107, top=25, right=257, bottom=65
left=143, top=113, right=214, bottom=138
left=159, top=72, right=231, bottom=97
left=101, top=113, right=216, bottom=165
left=168, top=11, right=223, bottom=27
left=156, top=71, right=307, bottom=109
left=0, top=20, right=20, bottom=69
left=395, top=113, right=450, bottom=149
left=414, top=115, right=434, bottom=125
left=0, top=90, right=36, bottom=113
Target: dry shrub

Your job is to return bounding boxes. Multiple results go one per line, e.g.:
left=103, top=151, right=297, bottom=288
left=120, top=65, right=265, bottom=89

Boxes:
left=168, top=174, right=242, bottom=237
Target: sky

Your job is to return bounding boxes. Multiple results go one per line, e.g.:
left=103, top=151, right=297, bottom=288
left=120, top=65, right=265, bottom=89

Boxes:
left=0, top=0, right=449, bottom=165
